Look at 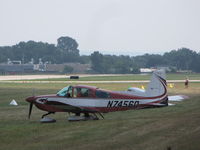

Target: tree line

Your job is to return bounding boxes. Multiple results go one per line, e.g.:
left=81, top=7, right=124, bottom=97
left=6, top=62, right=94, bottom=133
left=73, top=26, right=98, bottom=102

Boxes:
left=91, top=48, right=200, bottom=73
left=0, top=36, right=80, bottom=64
left=0, top=36, right=200, bottom=73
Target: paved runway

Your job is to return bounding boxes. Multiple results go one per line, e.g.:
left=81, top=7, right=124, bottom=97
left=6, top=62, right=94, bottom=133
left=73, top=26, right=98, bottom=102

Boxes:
left=0, top=74, right=120, bottom=81
left=0, top=74, right=200, bottom=83
left=0, top=80, right=200, bottom=83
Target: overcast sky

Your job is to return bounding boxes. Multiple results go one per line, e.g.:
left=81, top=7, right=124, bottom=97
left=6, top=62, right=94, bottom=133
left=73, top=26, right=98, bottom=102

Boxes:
left=1, top=0, right=200, bottom=55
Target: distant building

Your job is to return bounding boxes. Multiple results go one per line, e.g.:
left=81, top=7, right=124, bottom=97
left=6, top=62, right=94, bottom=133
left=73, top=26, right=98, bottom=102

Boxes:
left=157, top=66, right=171, bottom=72
left=7, top=58, right=22, bottom=65
left=0, top=64, right=34, bottom=74
left=177, top=70, right=192, bottom=73
left=46, top=63, right=91, bottom=73
left=0, top=58, right=91, bottom=74
left=34, top=64, right=46, bottom=71
left=0, top=58, right=34, bottom=74
left=140, top=68, right=156, bottom=73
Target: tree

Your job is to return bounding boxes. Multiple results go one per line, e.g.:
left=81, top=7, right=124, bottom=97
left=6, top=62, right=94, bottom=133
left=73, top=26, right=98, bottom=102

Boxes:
left=13, top=41, right=58, bottom=64
left=90, top=51, right=104, bottom=73
left=57, top=36, right=80, bottom=62
left=133, top=54, right=165, bottom=68
left=0, top=46, right=12, bottom=63
left=0, top=36, right=81, bottom=64
left=163, top=48, right=197, bottom=70
left=63, top=65, right=74, bottom=73
left=90, top=52, right=139, bottom=74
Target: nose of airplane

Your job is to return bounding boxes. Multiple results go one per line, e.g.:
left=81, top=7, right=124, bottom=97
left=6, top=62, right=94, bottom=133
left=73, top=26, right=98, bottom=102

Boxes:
left=26, top=96, right=36, bottom=103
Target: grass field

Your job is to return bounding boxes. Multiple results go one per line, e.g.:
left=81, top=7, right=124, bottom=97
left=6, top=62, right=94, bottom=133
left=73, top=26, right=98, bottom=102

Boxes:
left=16, top=73, right=200, bottom=81
left=0, top=81, right=200, bottom=150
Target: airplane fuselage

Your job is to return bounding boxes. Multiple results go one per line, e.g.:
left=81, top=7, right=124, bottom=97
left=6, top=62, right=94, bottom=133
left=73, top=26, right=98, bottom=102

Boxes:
left=28, top=92, right=168, bottom=114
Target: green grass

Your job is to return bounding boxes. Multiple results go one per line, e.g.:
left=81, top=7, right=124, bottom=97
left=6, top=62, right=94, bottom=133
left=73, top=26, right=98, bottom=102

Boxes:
left=0, top=82, right=200, bottom=150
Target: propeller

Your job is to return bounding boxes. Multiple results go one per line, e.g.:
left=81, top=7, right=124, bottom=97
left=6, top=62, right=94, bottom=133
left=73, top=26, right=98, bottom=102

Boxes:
left=28, top=102, right=33, bottom=119
left=28, top=88, right=35, bottom=119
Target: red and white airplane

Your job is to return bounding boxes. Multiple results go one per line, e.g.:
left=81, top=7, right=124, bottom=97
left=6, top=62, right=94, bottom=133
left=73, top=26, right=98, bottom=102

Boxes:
left=25, top=70, right=183, bottom=122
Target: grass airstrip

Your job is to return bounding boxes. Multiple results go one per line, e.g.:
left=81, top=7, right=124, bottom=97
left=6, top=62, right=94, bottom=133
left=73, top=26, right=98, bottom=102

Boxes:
left=0, top=74, right=200, bottom=150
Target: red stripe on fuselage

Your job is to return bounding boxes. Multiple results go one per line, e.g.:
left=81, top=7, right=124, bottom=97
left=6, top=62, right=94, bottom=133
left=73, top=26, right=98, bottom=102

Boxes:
left=34, top=103, right=65, bottom=112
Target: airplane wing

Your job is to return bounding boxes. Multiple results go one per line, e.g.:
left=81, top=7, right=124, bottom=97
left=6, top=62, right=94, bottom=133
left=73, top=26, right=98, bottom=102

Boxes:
left=168, top=95, right=189, bottom=102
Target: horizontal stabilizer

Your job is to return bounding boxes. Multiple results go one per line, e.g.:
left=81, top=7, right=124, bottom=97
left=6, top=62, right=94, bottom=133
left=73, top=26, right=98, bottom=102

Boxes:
left=168, top=95, right=189, bottom=101
left=168, top=103, right=176, bottom=106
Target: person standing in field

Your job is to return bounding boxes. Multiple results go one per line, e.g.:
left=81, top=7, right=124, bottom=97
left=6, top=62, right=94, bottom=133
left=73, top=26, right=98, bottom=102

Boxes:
left=185, top=77, right=189, bottom=88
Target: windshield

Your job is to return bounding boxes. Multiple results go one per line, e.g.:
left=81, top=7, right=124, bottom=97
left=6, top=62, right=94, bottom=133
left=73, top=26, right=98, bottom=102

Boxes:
left=57, top=86, right=72, bottom=97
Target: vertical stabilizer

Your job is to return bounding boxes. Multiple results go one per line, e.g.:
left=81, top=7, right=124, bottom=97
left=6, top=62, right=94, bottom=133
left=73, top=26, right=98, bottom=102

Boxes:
left=145, top=69, right=167, bottom=97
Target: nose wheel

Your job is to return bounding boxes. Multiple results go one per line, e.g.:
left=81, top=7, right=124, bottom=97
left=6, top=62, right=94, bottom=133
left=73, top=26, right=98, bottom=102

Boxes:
left=41, top=112, right=55, bottom=118
left=40, top=112, right=56, bottom=123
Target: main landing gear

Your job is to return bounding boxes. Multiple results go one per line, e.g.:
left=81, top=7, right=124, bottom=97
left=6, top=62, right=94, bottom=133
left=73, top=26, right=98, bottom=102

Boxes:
left=40, top=112, right=104, bottom=123
left=68, top=112, right=104, bottom=121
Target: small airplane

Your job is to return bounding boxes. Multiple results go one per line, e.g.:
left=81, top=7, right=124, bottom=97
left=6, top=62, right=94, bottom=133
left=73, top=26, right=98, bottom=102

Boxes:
left=26, top=70, right=187, bottom=122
